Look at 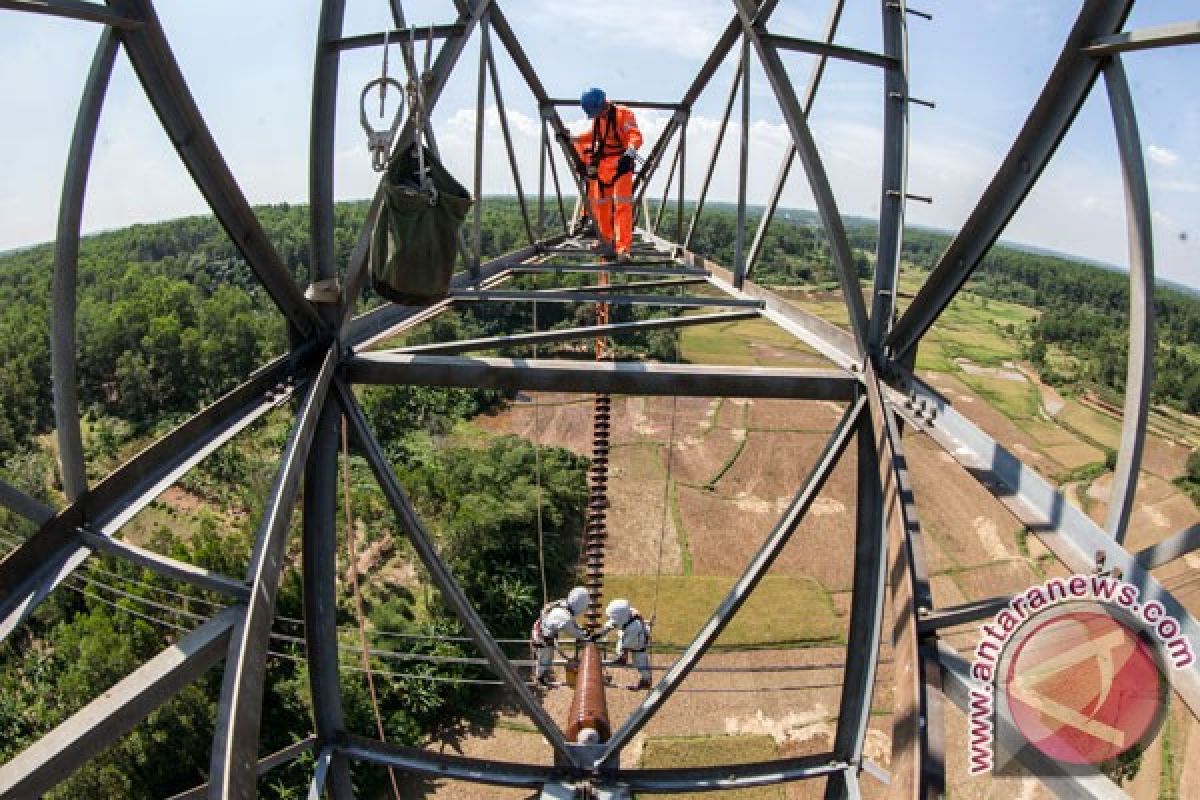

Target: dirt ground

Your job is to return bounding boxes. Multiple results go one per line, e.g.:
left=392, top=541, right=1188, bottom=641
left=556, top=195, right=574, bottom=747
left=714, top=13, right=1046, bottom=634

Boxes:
left=418, top=326, right=1199, bottom=798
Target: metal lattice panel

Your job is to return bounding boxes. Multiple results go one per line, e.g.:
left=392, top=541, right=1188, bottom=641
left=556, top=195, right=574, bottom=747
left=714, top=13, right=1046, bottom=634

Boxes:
left=0, top=1, right=1195, bottom=798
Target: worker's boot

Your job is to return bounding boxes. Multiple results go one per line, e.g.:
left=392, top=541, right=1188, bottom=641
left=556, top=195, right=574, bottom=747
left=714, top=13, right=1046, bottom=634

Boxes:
left=537, top=672, right=555, bottom=688
left=627, top=677, right=652, bottom=691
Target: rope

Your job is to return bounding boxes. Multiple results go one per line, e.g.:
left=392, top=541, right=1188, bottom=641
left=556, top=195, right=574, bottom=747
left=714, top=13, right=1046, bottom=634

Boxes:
left=531, top=278, right=549, bottom=606
left=342, top=417, right=403, bottom=800
left=650, top=285, right=682, bottom=625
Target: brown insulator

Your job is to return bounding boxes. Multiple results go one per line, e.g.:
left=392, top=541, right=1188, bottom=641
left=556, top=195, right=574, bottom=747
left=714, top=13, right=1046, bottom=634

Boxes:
left=565, top=642, right=612, bottom=743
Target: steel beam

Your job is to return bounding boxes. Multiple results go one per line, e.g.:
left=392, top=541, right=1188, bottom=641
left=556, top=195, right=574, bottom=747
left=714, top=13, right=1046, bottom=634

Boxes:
left=828, top=411, right=886, bottom=798
left=916, top=595, right=1012, bottom=635
left=106, top=0, right=322, bottom=337
left=80, top=528, right=247, bottom=600
left=347, top=354, right=858, bottom=401
left=544, top=98, right=685, bottom=111
left=0, top=352, right=296, bottom=644
left=684, top=56, right=743, bottom=250
left=540, top=280, right=705, bottom=296
left=308, top=747, right=334, bottom=800
left=1085, top=21, right=1200, bottom=55
left=334, top=383, right=577, bottom=765
left=1101, top=56, right=1154, bottom=544
left=885, top=0, right=1134, bottom=360
left=733, top=35, right=751, bottom=289
left=208, top=348, right=337, bottom=800
left=389, top=311, right=759, bottom=355
left=871, top=365, right=943, bottom=799
left=0, top=0, right=139, bottom=28
left=300, top=401, right=355, bottom=797
left=306, top=4, right=355, bottom=794
left=861, top=363, right=928, bottom=800
left=515, top=262, right=706, bottom=277
left=338, top=733, right=555, bottom=787
left=0, top=479, right=54, bottom=526
left=745, top=0, right=845, bottom=276
left=340, top=732, right=848, bottom=792
left=0, top=607, right=239, bottom=799
left=1136, top=524, right=1200, bottom=571
left=449, top=288, right=763, bottom=309
left=764, top=33, right=897, bottom=70
left=936, top=642, right=1128, bottom=799
left=894, top=371, right=1200, bottom=719
left=167, top=737, right=317, bottom=800
left=484, top=22, right=535, bottom=247
left=732, top=0, right=869, bottom=357
left=598, top=398, right=864, bottom=764
left=53, top=27, right=118, bottom=502
left=868, top=1, right=909, bottom=354
left=616, top=757, right=850, bottom=793
left=328, top=24, right=464, bottom=51
left=308, top=0, right=346, bottom=331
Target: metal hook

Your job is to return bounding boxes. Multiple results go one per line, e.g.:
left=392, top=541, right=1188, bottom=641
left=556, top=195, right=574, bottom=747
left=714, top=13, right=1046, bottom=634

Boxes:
left=360, top=76, right=405, bottom=172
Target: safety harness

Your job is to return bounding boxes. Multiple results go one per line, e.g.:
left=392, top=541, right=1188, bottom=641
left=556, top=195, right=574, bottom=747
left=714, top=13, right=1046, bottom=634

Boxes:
left=530, top=599, right=571, bottom=647
left=586, top=104, right=634, bottom=189
left=617, top=609, right=650, bottom=654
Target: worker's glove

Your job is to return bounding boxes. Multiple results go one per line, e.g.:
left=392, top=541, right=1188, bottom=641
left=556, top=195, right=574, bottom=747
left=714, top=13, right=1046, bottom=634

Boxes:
left=616, top=147, right=637, bottom=177
left=613, top=652, right=629, bottom=666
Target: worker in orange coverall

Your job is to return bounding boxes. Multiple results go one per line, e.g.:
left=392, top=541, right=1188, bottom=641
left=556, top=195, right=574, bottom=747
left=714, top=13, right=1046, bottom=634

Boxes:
left=573, top=87, right=643, bottom=261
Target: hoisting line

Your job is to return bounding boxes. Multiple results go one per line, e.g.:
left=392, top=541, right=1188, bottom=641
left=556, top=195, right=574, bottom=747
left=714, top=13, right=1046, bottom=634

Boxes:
left=531, top=280, right=549, bottom=606
left=341, top=416, right=403, bottom=800
left=650, top=284, right=683, bottom=626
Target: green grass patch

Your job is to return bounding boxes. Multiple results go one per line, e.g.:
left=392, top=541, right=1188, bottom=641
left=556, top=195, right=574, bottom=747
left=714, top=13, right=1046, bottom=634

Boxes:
left=601, top=575, right=841, bottom=648
left=636, top=735, right=782, bottom=799
left=1057, top=398, right=1122, bottom=450
left=669, top=479, right=693, bottom=576
left=680, top=318, right=819, bottom=367
left=959, top=374, right=1041, bottom=421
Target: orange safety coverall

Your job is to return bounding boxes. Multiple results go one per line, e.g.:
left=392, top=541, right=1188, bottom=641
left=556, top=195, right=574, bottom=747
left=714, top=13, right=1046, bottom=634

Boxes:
left=574, top=103, right=643, bottom=255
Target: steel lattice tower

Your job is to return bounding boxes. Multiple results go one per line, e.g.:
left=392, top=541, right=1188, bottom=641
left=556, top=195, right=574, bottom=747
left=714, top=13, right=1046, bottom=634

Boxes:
left=0, top=1, right=1196, bottom=798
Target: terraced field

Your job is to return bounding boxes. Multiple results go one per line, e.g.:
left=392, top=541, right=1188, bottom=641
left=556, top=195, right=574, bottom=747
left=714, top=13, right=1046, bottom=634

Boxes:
left=403, top=280, right=1199, bottom=798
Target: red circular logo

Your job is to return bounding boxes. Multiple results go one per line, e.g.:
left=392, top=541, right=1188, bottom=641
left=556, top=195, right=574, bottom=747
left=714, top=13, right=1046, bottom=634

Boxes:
left=1002, top=606, right=1167, bottom=766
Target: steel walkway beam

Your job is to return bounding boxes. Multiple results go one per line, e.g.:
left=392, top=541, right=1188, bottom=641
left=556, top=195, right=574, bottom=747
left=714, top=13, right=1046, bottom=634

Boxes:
left=388, top=310, right=759, bottom=355
left=894, top=370, right=1200, bottom=720
left=347, top=354, right=859, bottom=401
left=449, top=288, right=763, bottom=309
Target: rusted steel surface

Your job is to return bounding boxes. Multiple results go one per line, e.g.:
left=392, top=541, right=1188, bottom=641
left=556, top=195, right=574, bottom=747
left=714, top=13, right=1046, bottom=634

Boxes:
left=566, top=643, right=612, bottom=743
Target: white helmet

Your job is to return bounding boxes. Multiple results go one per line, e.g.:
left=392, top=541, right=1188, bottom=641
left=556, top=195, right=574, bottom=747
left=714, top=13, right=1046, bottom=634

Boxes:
left=566, top=587, right=590, bottom=616
left=606, top=598, right=632, bottom=626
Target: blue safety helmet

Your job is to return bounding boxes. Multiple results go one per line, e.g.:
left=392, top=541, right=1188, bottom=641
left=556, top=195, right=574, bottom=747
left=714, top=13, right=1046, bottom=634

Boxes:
left=580, top=87, right=606, bottom=119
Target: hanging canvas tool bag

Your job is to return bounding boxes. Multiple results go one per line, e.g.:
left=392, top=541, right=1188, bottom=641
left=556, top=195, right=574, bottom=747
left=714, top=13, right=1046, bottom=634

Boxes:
left=370, top=142, right=472, bottom=305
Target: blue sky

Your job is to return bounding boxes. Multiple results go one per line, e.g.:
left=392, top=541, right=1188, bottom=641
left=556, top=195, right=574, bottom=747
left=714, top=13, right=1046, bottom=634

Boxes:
left=1, top=1, right=1196, bottom=288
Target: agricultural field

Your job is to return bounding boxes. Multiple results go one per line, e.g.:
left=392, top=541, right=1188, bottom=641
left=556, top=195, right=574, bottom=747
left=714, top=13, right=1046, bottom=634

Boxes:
left=417, top=268, right=1199, bottom=798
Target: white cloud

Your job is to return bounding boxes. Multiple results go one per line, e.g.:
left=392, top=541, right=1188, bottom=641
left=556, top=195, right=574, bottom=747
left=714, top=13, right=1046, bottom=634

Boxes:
left=1147, top=144, right=1180, bottom=167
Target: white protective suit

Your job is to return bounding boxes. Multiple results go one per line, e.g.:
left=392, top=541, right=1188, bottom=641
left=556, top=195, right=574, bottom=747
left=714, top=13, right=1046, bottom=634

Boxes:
left=602, top=608, right=651, bottom=687
left=530, top=600, right=588, bottom=682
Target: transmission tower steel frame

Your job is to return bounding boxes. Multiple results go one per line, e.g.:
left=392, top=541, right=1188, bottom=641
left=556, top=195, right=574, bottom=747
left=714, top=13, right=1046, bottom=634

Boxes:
left=0, top=1, right=1196, bottom=798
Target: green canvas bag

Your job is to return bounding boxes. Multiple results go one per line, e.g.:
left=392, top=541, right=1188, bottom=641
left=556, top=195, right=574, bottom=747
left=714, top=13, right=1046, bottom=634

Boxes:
left=370, top=143, right=472, bottom=305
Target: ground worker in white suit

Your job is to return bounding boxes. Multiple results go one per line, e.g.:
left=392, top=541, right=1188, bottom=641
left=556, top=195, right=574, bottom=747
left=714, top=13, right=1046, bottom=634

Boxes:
left=600, top=598, right=652, bottom=690
left=530, top=586, right=590, bottom=687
